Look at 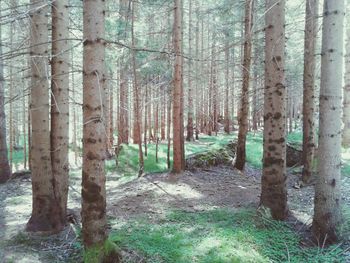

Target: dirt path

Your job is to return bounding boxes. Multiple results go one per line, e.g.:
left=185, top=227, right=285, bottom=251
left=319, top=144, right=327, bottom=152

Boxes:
left=0, top=165, right=349, bottom=262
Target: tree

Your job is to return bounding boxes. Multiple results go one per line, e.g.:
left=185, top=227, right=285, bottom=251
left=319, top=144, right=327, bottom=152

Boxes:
left=27, top=0, right=62, bottom=233
left=118, top=0, right=130, bottom=146
left=260, top=0, right=288, bottom=220
left=234, top=0, right=254, bottom=171
left=186, top=0, right=194, bottom=141
left=50, top=0, right=70, bottom=228
left=301, top=0, right=318, bottom=183
left=81, top=1, right=119, bottom=259
left=312, top=0, right=345, bottom=244
left=0, top=0, right=11, bottom=183
left=131, top=0, right=144, bottom=176
left=172, top=0, right=185, bottom=173
left=343, top=4, right=350, bottom=147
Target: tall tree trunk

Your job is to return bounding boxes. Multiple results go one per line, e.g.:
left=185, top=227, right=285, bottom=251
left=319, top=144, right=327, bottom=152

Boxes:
left=167, top=86, right=172, bottom=170
left=118, top=0, right=129, bottom=146
left=161, top=87, right=166, bottom=141
left=131, top=0, right=144, bottom=176
left=172, top=0, right=185, bottom=173
left=343, top=5, right=350, bottom=147
left=71, top=49, right=78, bottom=165
left=144, top=83, right=148, bottom=156
left=260, top=0, right=288, bottom=220
left=27, top=0, right=62, bottom=233
left=234, top=0, right=254, bottom=171
left=82, top=0, right=112, bottom=256
left=302, top=0, right=318, bottom=183
left=0, top=1, right=11, bottom=183
left=312, top=0, right=345, bottom=244
left=50, top=0, right=70, bottom=228
left=186, top=0, right=194, bottom=141
left=224, top=33, right=230, bottom=134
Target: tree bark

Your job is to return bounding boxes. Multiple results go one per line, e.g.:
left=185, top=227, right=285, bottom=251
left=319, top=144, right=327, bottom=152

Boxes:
left=131, top=0, right=144, bottom=176
left=172, top=0, right=185, bottom=173
left=82, top=0, right=108, bottom=249
left=260, top=0, right=288, bottom=220
left=186, top=0, right=194, bottom=141
left=50, top=0, right=70, bottom=228
left=0, top=0, right=11, bottom=183
left=302, top=0, right=318, bottom=183
left=118, top=0, right=129, bottom=146
left=27, top=0, right=62, bottom=233
left=312, top=0, right=345, bottom=244
left=234, top=0, right=254, bottom=171
left=343, top=5, right=350, bottom=147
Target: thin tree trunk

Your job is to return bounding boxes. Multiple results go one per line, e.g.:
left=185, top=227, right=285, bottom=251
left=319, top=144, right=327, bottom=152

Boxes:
left=224, top=34, right=230, bottom=134
left=131, top=0, right=144, bottom=176
left=0, top=1, right=11, bottom=183
left=302, top=0, right=318, bottom=183
left=186, top=0, right=194, bottom=141
left=144, top=83, right=148, bottom=156
left=172, top=0, right=185, bottom=173
left=343, top=5, right=350, bottom=147
left=118, top=0, right=129, bottom=146
left=312, top=0, right=345, bottom=244
left=167, top=86, right=172, bottom=170
left=260, top=0, right=288, bottom=220
left=50, top=0, right=70, bottom=228
left=234, top=0, right=254, bottom=171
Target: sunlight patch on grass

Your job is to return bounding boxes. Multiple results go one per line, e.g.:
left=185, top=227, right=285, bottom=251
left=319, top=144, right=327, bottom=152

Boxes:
left=109, top=208, right=344, bottom=263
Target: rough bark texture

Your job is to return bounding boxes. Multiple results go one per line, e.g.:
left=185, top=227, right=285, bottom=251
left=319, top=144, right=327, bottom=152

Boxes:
left=234, top=0, right=254, bottom=171
left=0, top=2, right=11, bottom=183
left=82, top=0, right=108, bottom=248
left=312, top=0, right=345, bottom=244
left=172, top=0, right=185, bottom=173
left=302, top=0, right=318, bottom=183
left=131, top=0, right=144, bottom=176
left=260, top=0, right=288, bottom=220
left=51, top=0, right=70, bottom=228
left=186, top=0, right=194, bottom=142
left=343, top=5, right=350, bottom=147
left=224, top=35, right=230, bottom=134
left=27, top=0, right=62, bottom=233
left=118, top=0, right=129, bottom=146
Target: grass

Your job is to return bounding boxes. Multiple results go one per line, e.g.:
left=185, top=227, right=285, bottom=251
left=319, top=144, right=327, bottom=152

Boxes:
left=109, top=208, right=345, bottom=263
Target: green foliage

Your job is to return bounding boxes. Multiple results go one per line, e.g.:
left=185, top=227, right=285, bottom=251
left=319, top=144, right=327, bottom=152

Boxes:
left=109, top=208, right=345, bottom=263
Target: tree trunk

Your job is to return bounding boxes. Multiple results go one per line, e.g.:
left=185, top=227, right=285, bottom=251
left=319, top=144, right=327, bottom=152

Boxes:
left=0, top=1, right=11, bottom=183
left=144, top=83, right=148, bottom=156
left=302, top=0, right=318, bottom=183
left=118, top=0, right=129, bottom=146
left=224, top=34, right=230, bottom=134
left=260, top=0, right=288, bottom=220
left=312, top=0, right=345, bottom=244
left=172, top=0, right=185, bottom=173
left=50, top=0, right=70, bottom=228
left=131, top=0, right=144, bottom=176
left=343, top=5, right=350, bottom=147
left=186, top=0, right=194, bottom=142
left=234, top=0, right=254, bottom=171
left=82, top=0, right=109, bottom=252
left=27, top=0, right=62, bottom=233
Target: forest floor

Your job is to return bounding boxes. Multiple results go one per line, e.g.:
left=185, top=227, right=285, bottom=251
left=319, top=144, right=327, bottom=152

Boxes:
left=1, top=132, right=350, bottom=263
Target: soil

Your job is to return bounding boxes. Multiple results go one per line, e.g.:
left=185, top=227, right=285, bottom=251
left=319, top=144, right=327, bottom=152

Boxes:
left=1, top=164, right=349, bottom=262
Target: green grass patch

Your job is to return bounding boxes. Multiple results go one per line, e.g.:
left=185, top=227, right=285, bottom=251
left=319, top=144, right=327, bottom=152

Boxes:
left=114, top=134, right=235, bottom=175
left=109, top=208, right=345, bottom=263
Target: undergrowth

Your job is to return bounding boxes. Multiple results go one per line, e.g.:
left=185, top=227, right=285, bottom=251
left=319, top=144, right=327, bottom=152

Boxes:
left=109, top=208, right=345, bottom=263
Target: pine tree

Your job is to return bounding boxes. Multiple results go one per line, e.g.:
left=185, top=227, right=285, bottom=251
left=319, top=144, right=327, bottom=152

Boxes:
left=312, top=0, right=345, bottom=244
left=260, top=0, right=288, bottom=220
